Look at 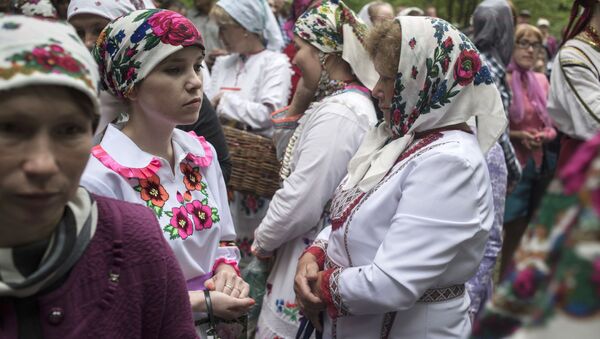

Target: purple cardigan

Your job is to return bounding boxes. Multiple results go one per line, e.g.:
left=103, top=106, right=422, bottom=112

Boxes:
left=0, top=195, right=198, bottom=338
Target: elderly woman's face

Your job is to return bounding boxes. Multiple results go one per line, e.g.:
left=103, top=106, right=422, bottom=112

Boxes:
left=292, top=35, right=321, bottom=93
left=69, top=13, right=111, bottom=51
left=372, top=53, right=397, bottom=123
left=513, top=31, right=542, bottom=70
left=0, top=86, right=93, bottom=231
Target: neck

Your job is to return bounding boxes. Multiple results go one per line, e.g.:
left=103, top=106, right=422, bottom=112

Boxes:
left=325, top=56, right=357, bottom=84
left=241, top=37, right=265, bottom=57
left=122, top=105, right=175, bottom=168
left=0, top=215, right=59, bottom=247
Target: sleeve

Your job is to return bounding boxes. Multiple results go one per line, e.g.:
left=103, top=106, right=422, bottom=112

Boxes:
left=178, top=93, right=232, bottom=183
left=253, top=107, right=368, bottom=252
left=217, top=55, right=292, bottom=131
left=301, top=226, right=332, bottom=270
left=208, top=145, right=241, bottom=274
left=320, top=153, right=490, bottom=318
left=549, top=46, right=600, bottom=139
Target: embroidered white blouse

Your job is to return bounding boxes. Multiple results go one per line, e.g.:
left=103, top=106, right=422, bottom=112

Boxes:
left=548, top=38, right=600, bottom=140
left=309, top=130, right=495, bottom=339
left=81, top=125, right=240, bottom=282
left=206, top=49, right=292, bottom=137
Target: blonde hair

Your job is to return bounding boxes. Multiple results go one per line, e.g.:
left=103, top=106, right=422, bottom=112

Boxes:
left=210, top=5, right=241, bottom=27
left=366, top=19, right=402, bottom=76
left=515, top=24, right=543, bottom=43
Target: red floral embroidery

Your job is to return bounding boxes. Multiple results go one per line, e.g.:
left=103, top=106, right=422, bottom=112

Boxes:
left=453, top=49, right=481, bottom=86
left=139, top=175, right=169, bottom=207
left=409, top=37, right=417, bottom=49
left=169, top=206, right=193, bottom=239
left=185, top=200, right=213, bottom=230
left=180, top=162, right=203, bottom=191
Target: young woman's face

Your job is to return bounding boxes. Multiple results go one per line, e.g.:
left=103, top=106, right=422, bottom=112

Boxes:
left=0, top=86, right=94, bottom=230
left=132, top=46, right=204, bottom=126
left=292, top=35, right=321, bottom=93
left=69, top=13, right=111, bottom=50
left=372, top=53, right=397, bottom=123
left=513, top=31, right=542, bottom=70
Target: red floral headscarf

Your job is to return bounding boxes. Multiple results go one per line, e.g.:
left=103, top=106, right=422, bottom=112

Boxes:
left=93, top=9, right=204, bottom=99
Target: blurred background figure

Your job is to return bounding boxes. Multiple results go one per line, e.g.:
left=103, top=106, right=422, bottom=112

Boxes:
left=156, top=0, right=189, bottom=16
left=537, top=18, right=559, bottom=59
left=425, top=4, right=437, bottom=17
left=188, top=0, right=226, bottom=70
left=358, top=1, right=394, bottom=26
left=517, top=9, right=531, bottom=25
left=398, top=6, right=424, bottom=16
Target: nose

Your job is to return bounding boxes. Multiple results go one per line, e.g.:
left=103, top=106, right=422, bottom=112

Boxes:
left=372, top=78, right=385, bottom=101
left=84, top=32, right=96, bottom=51
left=22, top=134, right=60, bottom=180
left=186, top=69, right=203, bottom=93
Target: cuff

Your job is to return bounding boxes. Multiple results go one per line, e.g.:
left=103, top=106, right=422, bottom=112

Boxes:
left=320, top=267, right=349, bottom=319
left=212, top=258, right=240, bottom=277
left=252, top=231, right=275, bottom=258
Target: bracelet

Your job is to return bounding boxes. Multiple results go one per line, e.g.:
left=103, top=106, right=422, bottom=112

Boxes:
left=204, top=290, right=218, bottom=336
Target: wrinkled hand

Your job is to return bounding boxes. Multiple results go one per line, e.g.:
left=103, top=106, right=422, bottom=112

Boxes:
left=189, top=290, right=255, bottom=320
left=205, top=264, right=249, bottom=298
left=295, top=253, right=325, bottom=331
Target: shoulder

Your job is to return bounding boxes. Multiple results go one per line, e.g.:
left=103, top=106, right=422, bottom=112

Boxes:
left=408, top=131, right=485, bottom=172
left=313, top=90, right=377, bottom=125
left=558, top=39, right=596, bottom=68
left=212, top=54, right=238, bottom=71
left=93, top=195, right=171, bottom=266
left=258, top=50, right=291, bottom=69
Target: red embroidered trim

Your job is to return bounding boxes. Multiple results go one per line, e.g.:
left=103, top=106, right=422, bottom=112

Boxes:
left=331, top=132, right=444, bottom=232
left=212, top=258, right=241, bottom=277
left=320, top=268, right=338, bottom=319
left=91, top=145, right=161, bottom=179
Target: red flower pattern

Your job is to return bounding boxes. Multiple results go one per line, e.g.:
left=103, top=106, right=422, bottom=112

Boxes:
left=180, top=162, right=203, bottom=191
left=147, top=10, right=201, bottom=46
left=169, top=206, right=193, bottom=239
left=453, top=49, right=481, bottom=86
left=139, top=175, right=169, bottom=207
left=185, top=200, right=213, bottom=231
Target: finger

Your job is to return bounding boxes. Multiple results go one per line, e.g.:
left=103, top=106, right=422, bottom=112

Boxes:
left=238, top=283, right=250, bottom=299
left=204, top=278, right=215, bottom=291
left=222, top=274, right=236, bottom=296
left=305, top=262, right=319, bottom=280
left=213, top=273, right=226, bottom=293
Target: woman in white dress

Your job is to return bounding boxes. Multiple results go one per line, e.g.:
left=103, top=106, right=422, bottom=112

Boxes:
left=208, top=0, right=292, bottom=264
left=79, top=9, right=253, bottom=335
left=251, top=1, right=378, bottom=337
left=295, top=16, right=507, bottom=338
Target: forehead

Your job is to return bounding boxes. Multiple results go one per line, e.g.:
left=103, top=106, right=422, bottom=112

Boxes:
left=160, top=46, right=204, bottom=63
left=69, top=13, right=111, bottom=27
left=0, top=86, right=90, bottom=120
left=518, top=31, right=541, bottom=42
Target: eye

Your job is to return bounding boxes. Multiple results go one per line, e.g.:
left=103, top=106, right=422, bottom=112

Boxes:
left=193, top=63, right=203, bottom=73
left=76, top=29, right=85, bottom=41
left=165, top=66, right=182, bottom=75
left=0, top=122, right=21, bottom=135
left=54, top=123, right=89, bottom=137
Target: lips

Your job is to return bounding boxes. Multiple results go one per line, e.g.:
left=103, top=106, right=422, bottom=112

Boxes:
left=183, top=97, right=202, bottom=107
left=13, top=192, right=62, bottom=207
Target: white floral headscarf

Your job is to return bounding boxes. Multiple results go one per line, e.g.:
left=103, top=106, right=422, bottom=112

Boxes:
left=93, top=9, right=204, bottom=99
left=67, top=0, right=156, bottom=21
left=0, top=14, right=100, bottom=114
left=11, top=0, right=58, bottom=19
left=345, top=16, right=507, bottom=192
left=294, top=0, right=378, bottom=90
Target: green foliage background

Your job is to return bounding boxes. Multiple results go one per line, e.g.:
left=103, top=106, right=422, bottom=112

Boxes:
left=181, top=0, right=573, bottom=37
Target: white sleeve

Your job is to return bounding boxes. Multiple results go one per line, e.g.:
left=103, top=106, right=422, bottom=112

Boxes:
left=548, top=47, right=600, bottom=139
left=217, top=56, right=291, bottom=130
left=254, top=107, right=368, bottom=251
left=324, top=152, right=490, bottom=316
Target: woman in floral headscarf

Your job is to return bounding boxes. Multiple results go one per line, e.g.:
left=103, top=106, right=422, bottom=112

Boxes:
left=80, top=9, right=254, bottom=334
left=295, top=16, right=507, bottom=338
left=251, top=1, right=379, bottom=337
left=0, top=14, right=196, bottom=338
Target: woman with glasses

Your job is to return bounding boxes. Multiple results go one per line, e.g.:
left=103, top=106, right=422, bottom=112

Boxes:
left=502, top=24, right=557, bottom=273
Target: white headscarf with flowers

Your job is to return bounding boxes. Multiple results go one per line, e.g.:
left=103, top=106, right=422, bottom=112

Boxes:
left=67, top=0, right=156, bottom=21
left=294, top=0, right=378, bottom=90
left=93, top=9, right=204, bottom=100
left=345, top=16, right=507, bottom=192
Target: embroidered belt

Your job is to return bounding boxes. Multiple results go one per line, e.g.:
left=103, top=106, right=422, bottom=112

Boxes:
left=418, top=284, right=465, bottom=303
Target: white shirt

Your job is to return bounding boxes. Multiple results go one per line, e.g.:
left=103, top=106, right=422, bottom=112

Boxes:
left=81, top=125, right=239, bottom=281
left=320, top=130, right=494, bottom=338
left=548, top=38, right=600, bottom=140
left=207, top=49, right=292, bottom=137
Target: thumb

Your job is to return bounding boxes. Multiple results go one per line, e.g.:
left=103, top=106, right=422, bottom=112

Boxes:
left=232, top=297, right=256, bottom=309
left=204, top=278, right=215, bottom=290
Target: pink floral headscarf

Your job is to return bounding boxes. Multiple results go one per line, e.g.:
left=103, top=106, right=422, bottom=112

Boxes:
left=93, top=9, right=204, bottom=99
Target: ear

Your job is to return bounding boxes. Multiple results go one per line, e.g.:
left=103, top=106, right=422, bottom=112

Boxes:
left=127, top=85, right=139, bottom=101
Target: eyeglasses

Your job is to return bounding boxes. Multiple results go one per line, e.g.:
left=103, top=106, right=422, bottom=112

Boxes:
left=516, top=40, right=543, bottom=50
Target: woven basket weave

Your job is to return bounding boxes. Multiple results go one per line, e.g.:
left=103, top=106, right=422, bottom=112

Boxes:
left=222, top=124, right=281, bottom=198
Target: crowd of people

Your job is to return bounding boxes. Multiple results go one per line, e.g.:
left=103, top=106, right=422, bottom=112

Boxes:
left=0, top=0, right=599, bottom=338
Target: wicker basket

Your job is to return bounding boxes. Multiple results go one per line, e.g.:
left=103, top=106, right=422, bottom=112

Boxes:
left=222, top=124, right=281, bottom=198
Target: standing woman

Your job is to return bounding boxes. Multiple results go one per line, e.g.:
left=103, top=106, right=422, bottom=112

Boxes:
left=80, top=9, right=253, bottom=332
left=502, top=24, right=557, bottom=275
left=208, top=0, right=292, bottom=262
left=295, top=16, right=507, bottom=338
left=252, top=1, right=378, bottom=337
left=548, top=0, right=600, bottom=169
left=0, top=14, right=196, bottom=337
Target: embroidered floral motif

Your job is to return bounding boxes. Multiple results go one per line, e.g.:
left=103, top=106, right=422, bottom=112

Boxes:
left=167, top=206, right=193, bottom=240
left=241, top=193, right=265, bottom=215
left=409, top=37, right=416, bottom=49
left=134, top=175, right=169, bottom=211
left=0, top=42, right=94, bottom=90
left=185, top=199, right=219, bottom=230
left=236, top=237, right=253, bottom=258
left=275, top=299, right=300, bottom=322
left=180, top=162, right=207, bottom=193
